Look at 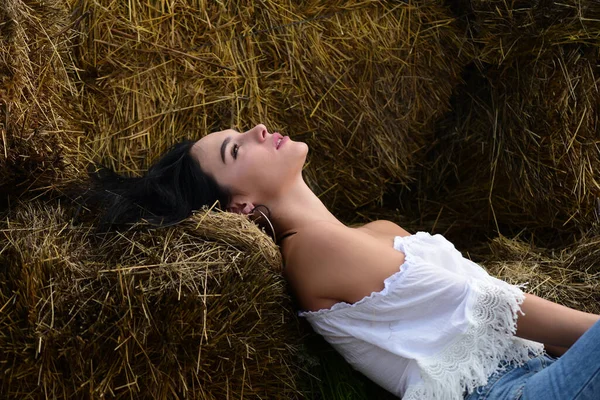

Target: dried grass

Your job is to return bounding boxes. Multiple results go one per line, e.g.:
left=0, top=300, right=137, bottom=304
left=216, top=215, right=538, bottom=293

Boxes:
left=481, top=232, right=600, bottom=315
left=67, top=0, right=472, bottom=217
left=0, top=200, right=306, bottom=399
left=0, top=0, right=86, bottom=206
left=391, top=44, right=600, bottom=249
left=468, top=0, right=600, bottom=65
left=2, top=0, right=600, bottom=398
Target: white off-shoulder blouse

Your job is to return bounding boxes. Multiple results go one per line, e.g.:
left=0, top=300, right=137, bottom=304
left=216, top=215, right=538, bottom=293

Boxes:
left=298, top=232, right=546, bottom=400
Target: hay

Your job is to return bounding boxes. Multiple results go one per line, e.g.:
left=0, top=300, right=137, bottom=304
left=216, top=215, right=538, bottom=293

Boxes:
left=467, top=0, right=600, bottom=65
left=481, top=232, right=600, bottom=315
left=67, top=0, right=472, bottom=218
left=391, top=42, right=600, bottom=248
left=0, top=200, right=307, bottom=399
left=3, top=0, right=600, bottom=398
left=0, top=0, right=86, bottom=207
left=380, top=0, right=600, bottom=248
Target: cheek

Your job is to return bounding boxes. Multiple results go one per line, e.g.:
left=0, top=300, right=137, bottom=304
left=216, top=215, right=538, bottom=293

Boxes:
left=229, top=156, right=262, bottom=186
left=231, top=148, right=287, bottom=192
left=240, top=153, right=279, bottom=187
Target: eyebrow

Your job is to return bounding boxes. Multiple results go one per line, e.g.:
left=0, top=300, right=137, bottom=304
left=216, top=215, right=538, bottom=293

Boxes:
left=220, top=136, right=232, bottom=164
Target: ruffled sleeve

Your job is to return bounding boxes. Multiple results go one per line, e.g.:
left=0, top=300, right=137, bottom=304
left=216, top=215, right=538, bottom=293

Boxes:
left=394, top=233, right=546, bottom=399
left=298, top=232, right=545, bottom=400
left=401, top=260, right=545, bottom=399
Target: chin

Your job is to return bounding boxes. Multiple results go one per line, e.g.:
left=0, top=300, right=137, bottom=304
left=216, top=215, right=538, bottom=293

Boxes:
left=297, top=141, right=309, bottom=155
left=296, top=142, right=309, bottom=164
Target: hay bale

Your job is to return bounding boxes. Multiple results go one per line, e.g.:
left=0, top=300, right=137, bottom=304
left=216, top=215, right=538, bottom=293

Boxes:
left=274, top=2, right=472, bottom=215
left=397, top=43, right=600, bottom=246
left=67, top=0, right=472, bottom=218
left=480, top=233, right=600, bottom=315
left=0, top=0, right=85, bottom=206
left=0, top=200, right=306, bottom=399
left=467, top=0, right=600, bottom=65
left=345, top=1, right=600, bottom=246
left=388, top=1, right=600, bottom=247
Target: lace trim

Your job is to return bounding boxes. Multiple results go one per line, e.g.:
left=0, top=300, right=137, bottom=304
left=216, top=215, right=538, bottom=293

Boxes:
left=402, top=279, right=546, bottom=400
left=297, top=232, right=428, bottom=318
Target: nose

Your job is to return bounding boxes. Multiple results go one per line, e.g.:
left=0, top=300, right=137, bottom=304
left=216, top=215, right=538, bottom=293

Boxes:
left=248, top=124, right=268, bottom=142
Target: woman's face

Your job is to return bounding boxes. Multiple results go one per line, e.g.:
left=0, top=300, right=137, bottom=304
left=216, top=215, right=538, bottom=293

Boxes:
left=191, top=124, right=308, bottom=212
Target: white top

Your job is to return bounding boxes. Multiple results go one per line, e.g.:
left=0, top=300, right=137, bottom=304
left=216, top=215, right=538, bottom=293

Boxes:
left=298, top=232, right=546, bottom=400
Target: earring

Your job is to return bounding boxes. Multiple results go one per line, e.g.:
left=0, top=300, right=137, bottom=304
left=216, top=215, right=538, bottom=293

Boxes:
left=250, top=205, right=276, bottom=243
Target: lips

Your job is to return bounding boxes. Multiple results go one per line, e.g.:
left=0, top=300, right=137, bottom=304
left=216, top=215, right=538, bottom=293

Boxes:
left=276, top=136, right=289, bottom=149
left=273, top=132, right=286, bottom=149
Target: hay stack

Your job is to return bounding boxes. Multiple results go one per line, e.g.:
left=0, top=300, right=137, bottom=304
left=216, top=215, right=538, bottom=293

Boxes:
left=377, top=0, right=600, bottom=248
left=0, top=0, right=85, bottom=207
left=461, top=0, right=600, bottom=237
left=391, top=43, right=600, bottom=248
left=0, top=200, right=307, bottom=399
left=68, top=0, right=471, bottom=218
left=481, top=233, right=600, bottom=315
left=467, top=0, right=600, bottom=65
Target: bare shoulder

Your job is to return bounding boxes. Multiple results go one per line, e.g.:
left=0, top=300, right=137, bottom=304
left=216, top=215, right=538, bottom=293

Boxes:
left=284, top=221, right=406, bottom=309
left=287, top=221, right=394, bottom=260
left=359, top=219, right=411, bottom=237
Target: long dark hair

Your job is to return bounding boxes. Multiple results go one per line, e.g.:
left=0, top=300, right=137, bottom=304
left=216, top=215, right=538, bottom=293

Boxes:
left=77, top=140, right=231, bottom=232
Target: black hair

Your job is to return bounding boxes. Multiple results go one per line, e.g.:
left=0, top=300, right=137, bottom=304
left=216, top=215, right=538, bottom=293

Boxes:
left=77, top=139, right=231, bottom=232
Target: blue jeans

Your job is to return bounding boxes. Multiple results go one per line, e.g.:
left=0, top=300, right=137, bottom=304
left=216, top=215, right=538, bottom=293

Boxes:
left=465, top=318, right=600, bottom=400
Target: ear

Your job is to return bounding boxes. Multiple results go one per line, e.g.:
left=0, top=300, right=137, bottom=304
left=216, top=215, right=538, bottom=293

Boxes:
left=227, top=198, right=255, bottom=215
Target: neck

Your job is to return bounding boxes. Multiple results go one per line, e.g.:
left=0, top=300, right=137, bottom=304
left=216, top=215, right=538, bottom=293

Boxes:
left=266, top=175, right=344, bottom=240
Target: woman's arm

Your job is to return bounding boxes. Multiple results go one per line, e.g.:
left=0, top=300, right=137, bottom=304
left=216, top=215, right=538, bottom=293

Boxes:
left=543, top=343, right=569, bottom=358
left=515, top=293, right=600, bottom=349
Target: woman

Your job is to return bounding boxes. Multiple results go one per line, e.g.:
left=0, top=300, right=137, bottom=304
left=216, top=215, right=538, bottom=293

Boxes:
left=84, top=124, right=600, bottom=399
